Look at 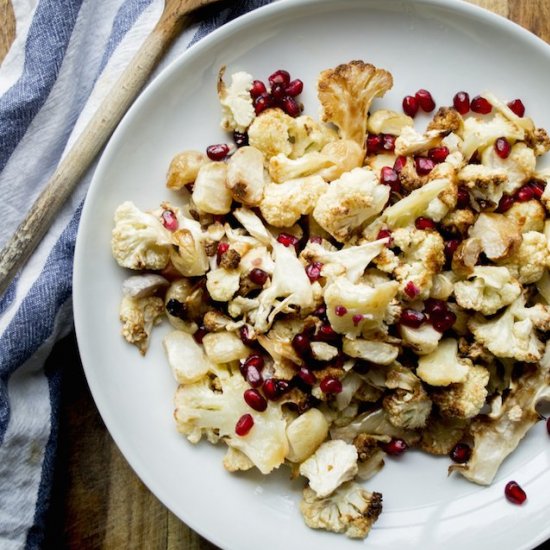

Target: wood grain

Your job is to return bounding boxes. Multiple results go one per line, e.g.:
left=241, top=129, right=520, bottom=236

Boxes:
left=46, top=1, right=550, bottom=549
left=0, top=0, right=16, bottom=65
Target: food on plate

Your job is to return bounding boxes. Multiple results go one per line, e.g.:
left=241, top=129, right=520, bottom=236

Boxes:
left=110, top=60, right=550, bottom=539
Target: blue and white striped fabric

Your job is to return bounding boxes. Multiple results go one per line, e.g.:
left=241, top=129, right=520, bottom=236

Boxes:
left=0, top=1, right=272, bottom=547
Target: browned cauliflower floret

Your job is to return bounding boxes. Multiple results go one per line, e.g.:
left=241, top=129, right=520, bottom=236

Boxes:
left=366, top=109, right=413, bottom=135
left=247, top=108, right=295, bottom=159
left=226, top=146, right=266, bottom=205
left=450, top=346, right=550, bottom=485
left=259, top=175, right=328, bottom=227
left=525, top=126, right=550, bottom=156
left=427, top=106, right=464, bottom=134
left=383, top=383, right=432, bottom=430
left=498, top=230, right=548, bottom=284
left=503, top=200, right=546, bottom=233
left=468, top=213, right=522, bottom=261
left=313, top=167, right=389, bottom=242
left=430, top=365, right=490, bottom=419
left=192, top=161, right=232, bottom=214
left=317, top=60, right=393, bottom=146
left=417, top=338, right=470, bottom=386
left=318, top=139, right=365, bottom=181
left=419, top=415, right=468, bottom=455
left=291, top=115, right=339, bottom=158
left=458, top=164, right=507, bottom=209
left=285, top=408, right=329, bottom=463
left=166, top=150, right=208, bottom=190
left=394, top=126, right=445, bottom=156
left=390, top=227, right=445, bottom=300
left=300, top=482, right=383, bottom=539
left=441, top=208, right=476, bottom=236
left=119, top=295, right=164, bottom=355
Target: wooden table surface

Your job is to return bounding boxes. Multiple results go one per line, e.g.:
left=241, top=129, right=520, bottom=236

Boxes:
left=2, top=0, right=550, bottom=548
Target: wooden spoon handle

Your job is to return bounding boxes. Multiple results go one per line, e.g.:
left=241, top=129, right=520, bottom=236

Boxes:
left=0, top=7, right=192, bottom=296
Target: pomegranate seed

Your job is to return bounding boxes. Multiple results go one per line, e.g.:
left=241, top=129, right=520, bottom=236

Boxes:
left=415, top=217, right=437, bottom=231
left=382, top=134, right=396, bottom=152
left=366, top=134, right=383, bottom=154
left=381, top=438, right=408, bottom=456
left=530, top=181, right=545, bottom=199
left=456, top=187, right=471, bottom=209
left=352, top=314, right=364, bottom=326
left=271, top=83, right=286, bottom=101
left=280, top=96, right=301, bottom=117
left=248, top=268, right=269, bottom=285
left=277, top=232, right=299, bottom=248
left=315, top=324, right=338, bottom=343
left=380, top=166, right=400, bottom=192
left=161, top=210, right=178, bottom=231
left=494, top=137, right=511, bottom=159
left=335, top=305, right=347, bottom=317
left=298, top=366, right=316, bottom=386
left=428, top=146, right=449, bottom=164
left=496, top=194, right=515, bottom=213
left=244, top=388, right=267, bottom=412
left=516, top=185, right=534, bottom=202
left=263, top=378, right=282, bottom=401
left=309, top=235, right=323, bottom=244
left=404, top=281, right=420, bottom=298
left=504, top=481, right=527, bottom=505
left=233, top=130, right=248, bottom=148
left=276, top=379, right=290, bottom=394
left=305, top=262, right=323, bottom=282
left=320, top=376, right=343, bottom=394
left=415, top=156, right=435, bottom=176
left=445, top=239, right=461, bottom=262
left=206, top=143, right=230, bottom=161
left=402, top=95, right=419, bottom=117
left=235, top=413, right=254, bottom=436
left=393, top=155, right=407, bottom=173
left=313, top=305, right=327, bottom=320
left=470, top=95, right=492, bottom=114
left=242, top=364, right=263, bottom=388
left=432, top=310, right=456, bottom=332
left=424, top=298, right=448, bottom=317
left=415, top=89, right=436, bottom=112
left=268, top=69, right=291, bottom=87
left=400, top=308, right=426, bottom=328
left=453, top=91, right=470, bottom=115
left=216, top=242, right=229, bottom=264
left=507, top=98, right=525, bottom=117
left=239, top=325, right=255, bottom=346
left=250, top=80, right=267, bottom=98
left=254, top=93, right=273, bottom=115
left=377, top=228, right=393, bottom=247
left=193, top=325, right=208, bottom=344
left=292, top=333, right=311, bottom=357
left=450, top=443, right=472, bottom=463
left=243, top=353, right=264, bottom=371
left=285, top=79, right=303, bottom=97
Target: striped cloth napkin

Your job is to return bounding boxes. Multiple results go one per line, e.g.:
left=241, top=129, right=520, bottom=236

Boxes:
left=0, top=0, right=272, bottom=547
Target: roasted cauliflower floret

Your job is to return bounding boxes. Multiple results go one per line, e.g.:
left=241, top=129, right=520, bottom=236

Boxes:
left=430, top=365, right=490, bottom=419
left=468, top=212, right=522, bottom=261
left=503, top=199, right=545, bottom=233
left=163, top=330, right=212, bottom=383
left=498, top=230, right=548, bottom=284
left=417, top=338, right=470, bottom=386
left=268, top=151, right=334, bottom=183
left=166, top=150, right=208, bottom=190
left=450, top=345, right=550, bottom=485
left=399, top=322, right=442, bottom=356
left=318, top=139, right=365, bottom=181
left=174, top=363, right=288, bottom=473
left=394, top=126, right=445, bottom=156
left=427, top=107, right=464, bottom=134
left=300, top=482, right=382, bottom=539
left=458, top=164, right=507, bottom=209
left=468, top=295, right=550, bottom=362
left=388, top=227, right=445, bottom=300
left=119, top=295, right=164, bottom=355
left=454, top=266, right=522, bottom=315
left=259, top=175, right=328, bottom=227
left=247, top=108, right=295, bottom=158
left=383, top=379, right=432, bottom=430
left=367, top=109, right=413, bottom=135
left=441, top=208, right=476, bottom=236
left=299, top=440, right=358, bottom=497
left=313, top=167, right=389, bottom=242
left=286, top=408, right=329, bottom=463
left=461, top=112, right=525, bottom=160
left=217, top=67, right=255, bottom=132
left=317, top=60, right=393, bottom=145
left=170, top=220, right=209, bottom=277
left=192, top=161, right=232, bottom=214
left=226, top=146, right=266, bottom=206
left=112, top=201, right=172, bottom=270
left=419, top=415, right=468, bottom=455
left=291, top=115, right=338, bottom=158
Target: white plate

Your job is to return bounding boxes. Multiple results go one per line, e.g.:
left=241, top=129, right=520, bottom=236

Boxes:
left=73, top=1, right=550, bottom=548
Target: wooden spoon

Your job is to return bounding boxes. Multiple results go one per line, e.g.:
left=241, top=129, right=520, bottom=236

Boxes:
left=0, top=0, right=223, bottom=296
